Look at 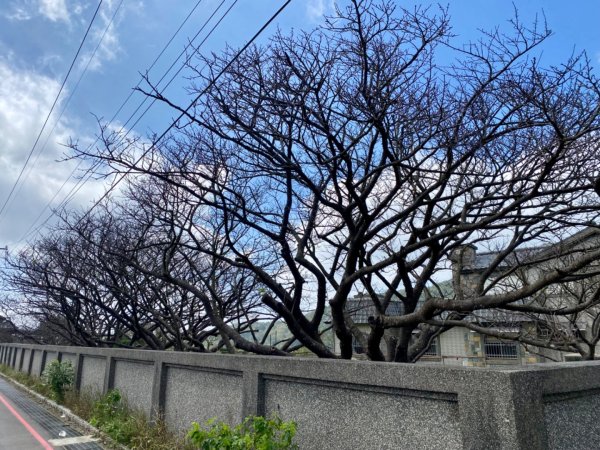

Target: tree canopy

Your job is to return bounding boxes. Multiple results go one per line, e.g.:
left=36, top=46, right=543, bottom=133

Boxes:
left=4, top=1, right=600, bottom=362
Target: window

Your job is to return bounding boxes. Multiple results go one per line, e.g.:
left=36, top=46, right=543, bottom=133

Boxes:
left=484, top=338, right=519, bottom=359
left=422, top=338, right=439, bottom=357
left=352, top=336, right=365, bottom=354
left=538, top=327, right=551, bottom=338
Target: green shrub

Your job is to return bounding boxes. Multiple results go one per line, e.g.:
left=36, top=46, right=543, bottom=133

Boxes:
left=187, top=414, right=298, bottom=450
left=42, top=360, right=74, bottom=403
left=89, top=389, right=136, bottom=445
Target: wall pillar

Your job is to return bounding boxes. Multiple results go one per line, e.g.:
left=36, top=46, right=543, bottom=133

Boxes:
left=11, top=348, right=17, bottom=368
left=242, top=370, right=264, bottom=417
left=458, top=371, right=547, bottom=449
left=150, top=360, right=166, bottom=421
left=74, top=353, right=84, bottom=391
left=103, top=356, right=116, bottom=394
left=38, top=350, right=48, bottom=377
left=18, top=347, right=25, bottom=372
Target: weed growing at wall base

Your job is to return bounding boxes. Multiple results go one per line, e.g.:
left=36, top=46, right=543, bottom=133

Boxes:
left=87, top=389, right=196, bottom=449
left=187, top=414, right=299, bottom=450
left=42, top=360, right=74, bottom=403
left=1, top=362, right=299, bottom=449
left=89, top=389, right=136, bottom=444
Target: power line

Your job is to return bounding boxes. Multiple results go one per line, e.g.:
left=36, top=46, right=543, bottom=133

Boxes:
left=75, top=0, right=294, bottom=226
left=100, top=0, right=209, bottom=127
left=15, top=160, right=84, bottom=244
left=16, top=0, right=125, bottom=199
left=5, top=0, right=125, bottom=236
left=113, top=0, right=236, bottom=142
left=16, top=0, right=227, bottom=247
left=22, top=1, right=239, bottom=242
left=14, top=0, right=210, bottom=247
left=18, top=0, right=293, bottom=247
left=0, top=1, right=104, bottom=222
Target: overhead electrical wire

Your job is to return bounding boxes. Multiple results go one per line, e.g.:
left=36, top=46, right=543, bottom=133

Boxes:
left=15, top=0, right=232, bottom=247
left=116, top=0, right=232, bottom=136
left=19, top=1, right=232, bottom=245
left=72, top=0, right=294, bottom=228
left=19, top=0, right=240, bottom=246
left=20, top=0, right=125, bottom=189
left=8, top=0, right=125, bottom=238
left=101, top=0, right=209, bottom=127
left=15, top=0, right=210, bottom=247
left=18, top=0, right=293, bottom=248
left=0, top=0, right=104, bottom=222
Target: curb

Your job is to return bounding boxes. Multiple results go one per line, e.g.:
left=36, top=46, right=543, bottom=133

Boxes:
left=0, top=371, right=129, bottom=450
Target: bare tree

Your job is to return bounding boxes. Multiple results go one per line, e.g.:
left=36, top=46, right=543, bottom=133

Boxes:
left=70, top=0, right=600, bottom=362
left=2, top=183, right=268, bottom=351
left=445, top=230, right=600, bottom=361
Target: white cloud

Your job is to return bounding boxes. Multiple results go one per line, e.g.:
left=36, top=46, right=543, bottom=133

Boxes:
left=4, top=1, right=130, bottom=72
left=4, top=4, right=32, bottom=21
left=306, top=0, right=325, bottom=21
left=78, top=0, right=127, bottom=72
left=4, top=0, right=78, bottom=23
left=0, top=59, right=104, bottom=248
left=305, top=0, right=334, bottom=22
left=38, top=0, right=69, bottom=23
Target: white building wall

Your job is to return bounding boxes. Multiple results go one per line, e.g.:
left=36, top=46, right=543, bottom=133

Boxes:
left=439, top=328, right=468, bottom=366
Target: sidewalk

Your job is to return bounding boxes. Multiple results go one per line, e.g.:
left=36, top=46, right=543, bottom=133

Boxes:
left=0, top=377, right=103, bottom=449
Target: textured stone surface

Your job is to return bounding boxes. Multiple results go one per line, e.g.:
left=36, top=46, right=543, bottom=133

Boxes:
left=3, top=343, right=600, bottom=449
left=13, top=347, right=22, bottom=369
left=21, top=348, right=31, bottom=373
left=80, top=356, right=105, bottom=394
left=60, top=352, right=77, bottom=366
left=457, top=370, right=548, bottom=449
left=44, top=351, right=58, bottom=373
left=544, top=392, right=600, bottom=449
left=264, top=377, right=461, bottom=450
left=113, top=359, right=154, bottom=415
left=31, top=349, right=43, bottom=376
left=163, top=365, right=243, bottom=432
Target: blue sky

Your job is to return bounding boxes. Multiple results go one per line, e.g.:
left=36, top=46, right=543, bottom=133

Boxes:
left=0, top=0, right=599, bottom=250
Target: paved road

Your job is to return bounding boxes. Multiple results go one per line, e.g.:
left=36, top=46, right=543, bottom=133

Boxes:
left=0, top=377, right=103, bottom=449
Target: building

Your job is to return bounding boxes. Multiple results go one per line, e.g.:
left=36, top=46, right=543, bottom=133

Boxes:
left=444, top=227, right=600, bottom=366
left=335, top=227, right=600, bottom=366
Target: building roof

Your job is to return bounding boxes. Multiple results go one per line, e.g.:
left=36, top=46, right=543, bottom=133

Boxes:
left=466, top=226, right=600, bottom=273
left=346, top=296, right=404, bottom=323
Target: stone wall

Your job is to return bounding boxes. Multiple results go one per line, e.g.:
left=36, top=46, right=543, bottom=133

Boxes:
left=1, top=343, right=599, bottom=449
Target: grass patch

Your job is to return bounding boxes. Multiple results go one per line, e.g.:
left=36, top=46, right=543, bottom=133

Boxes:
left=0, top=363, right=53, bottom=398
left=87, top=389, right=194, bottom=449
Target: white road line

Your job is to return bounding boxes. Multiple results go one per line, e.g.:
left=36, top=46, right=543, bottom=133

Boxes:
left=48, top=434, right=99, bottom=446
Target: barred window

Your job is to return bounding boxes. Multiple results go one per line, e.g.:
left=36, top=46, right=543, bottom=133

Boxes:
left=422, top=337, right=439, bottom=357
left=484, top=339, right=519, bottom=359
left=347, top=298, right=404, bottom=323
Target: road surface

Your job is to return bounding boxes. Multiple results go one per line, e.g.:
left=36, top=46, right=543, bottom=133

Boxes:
left=0, top=376, right=103, bottom=449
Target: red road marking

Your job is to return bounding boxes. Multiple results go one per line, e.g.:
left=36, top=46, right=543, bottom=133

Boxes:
left=0, top=392, right=53, bottom=450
